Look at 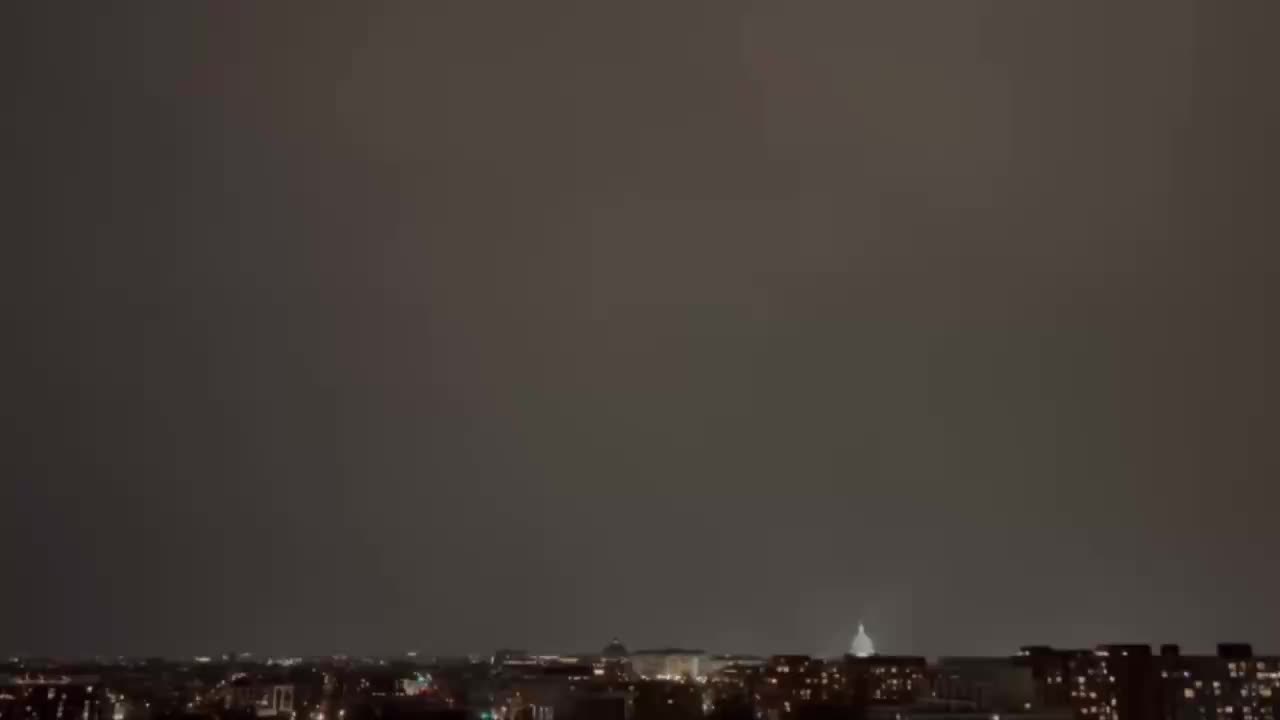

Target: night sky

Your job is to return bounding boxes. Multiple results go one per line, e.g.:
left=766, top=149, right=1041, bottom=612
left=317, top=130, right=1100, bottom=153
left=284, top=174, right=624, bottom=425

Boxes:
left=4, top=3, right=1279, bottom=660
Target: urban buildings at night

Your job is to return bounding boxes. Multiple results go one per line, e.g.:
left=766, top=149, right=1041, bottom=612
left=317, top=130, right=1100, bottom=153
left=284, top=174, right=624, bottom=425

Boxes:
left=4, top=633, right=1278, bottom=720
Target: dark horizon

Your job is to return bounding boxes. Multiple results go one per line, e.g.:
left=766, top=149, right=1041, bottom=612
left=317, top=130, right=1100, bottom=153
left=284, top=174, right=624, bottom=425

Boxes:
left=5, top=2, right=1280, bottom=659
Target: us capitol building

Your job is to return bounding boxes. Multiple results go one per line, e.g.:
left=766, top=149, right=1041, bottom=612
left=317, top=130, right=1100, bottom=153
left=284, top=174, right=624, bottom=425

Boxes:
left=851, top=622, right=876, bottom=657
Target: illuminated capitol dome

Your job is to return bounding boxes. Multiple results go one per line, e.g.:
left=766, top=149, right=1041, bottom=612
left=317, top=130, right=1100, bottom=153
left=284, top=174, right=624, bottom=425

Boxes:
left=851, top=622, right=876, bottom=657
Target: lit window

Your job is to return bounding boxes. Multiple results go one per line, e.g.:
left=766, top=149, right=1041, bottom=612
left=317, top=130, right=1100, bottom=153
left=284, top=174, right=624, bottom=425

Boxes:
left=1186, top=690, right=1196, bottom=699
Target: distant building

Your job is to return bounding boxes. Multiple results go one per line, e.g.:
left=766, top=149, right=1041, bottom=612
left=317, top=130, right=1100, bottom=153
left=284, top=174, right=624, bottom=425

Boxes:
left=1073, top=644, right=1162, bottom=720
left=492, top=651, right=532, bottom=667
left=1024, top=643, right=1280, bottom=720
left=1018, top=646, right=1091, bottom=709
left=852, top=624, right=877, bottom=658
left=759, top=655, right=830, bottom=718
left=933, top=657, right=1038, bottom=711
left=843, top=654, right=928, bottom=705
left=1152, top=644, right=1278, bottom=720
left=0, top=675, right=111, bottom=720
left=702, top=655, right=767, bottom=677
left=491, top=668, right=626, bottom=720
left=595, top=639, right=632, bottom=682
left=629, top=650, right=705, bottom=681
left=221, top=678, right=294, bottom=718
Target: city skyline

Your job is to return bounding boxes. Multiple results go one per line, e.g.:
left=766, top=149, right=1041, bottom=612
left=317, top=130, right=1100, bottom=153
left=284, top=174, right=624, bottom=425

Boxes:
left=4, top=639, right=1280, bottom=720
left=9, top=628, right=1280, bottom=665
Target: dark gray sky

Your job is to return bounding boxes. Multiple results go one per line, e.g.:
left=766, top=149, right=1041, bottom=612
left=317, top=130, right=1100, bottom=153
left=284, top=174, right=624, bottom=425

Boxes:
left=4, top=2, right=1279, bottom=660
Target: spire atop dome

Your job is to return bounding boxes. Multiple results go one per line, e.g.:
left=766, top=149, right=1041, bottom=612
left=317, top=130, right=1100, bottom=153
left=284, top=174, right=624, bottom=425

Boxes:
left=851, top=622, right=875, bottom=657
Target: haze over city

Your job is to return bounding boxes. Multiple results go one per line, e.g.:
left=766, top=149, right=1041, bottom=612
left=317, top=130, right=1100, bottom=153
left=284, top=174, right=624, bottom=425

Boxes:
left=5, top=0, right=1280, bottom=666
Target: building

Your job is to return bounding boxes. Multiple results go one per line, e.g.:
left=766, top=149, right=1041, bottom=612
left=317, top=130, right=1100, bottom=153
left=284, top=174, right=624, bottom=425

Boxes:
left=629, top=651, right=705, bottom=682
left=1072, top=644, right=1163, bottom=720
left=221, top=677, right=295, bottom=718
left=852, top=625, right=876, bottom=659
left=703, top=659, right=765, bottom=718
left=933, top=657, right=1038, bottom=711
left=490, top=652, right=630, bottom=720
left=757, top=655, right=838, bottom=718
left=1154, top=644, right=1279, bottom=720
left=843, top=655, right=928, bottom=705
left=595, top=640, right=633, bottom=683
left=1038, top=643, right=1280, bottom=720
left=703, top=656, right=767, bottom=678
left=0, top=675, right=111, bottom=720
left=1018, top=646, right=1091, bottom=709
